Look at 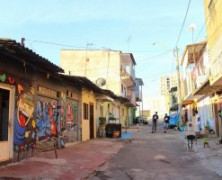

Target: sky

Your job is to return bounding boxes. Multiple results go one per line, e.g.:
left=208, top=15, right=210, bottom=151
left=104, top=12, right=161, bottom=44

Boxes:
left=0, top=0, right=206, bottom=109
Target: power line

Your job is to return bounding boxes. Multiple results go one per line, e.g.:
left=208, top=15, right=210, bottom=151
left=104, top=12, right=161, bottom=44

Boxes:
left=26, top=39, right=86, bottom=49
left=136, top=50, right=173, bottom=69
left=175, top=0, right=192, bottom=47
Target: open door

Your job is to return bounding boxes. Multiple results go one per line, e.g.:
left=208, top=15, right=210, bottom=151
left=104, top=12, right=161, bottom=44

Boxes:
left=0, top=86, right=13, bottom=162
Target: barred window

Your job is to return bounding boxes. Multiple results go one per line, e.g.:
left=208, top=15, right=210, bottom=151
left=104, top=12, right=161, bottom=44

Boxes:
left=83, top=103, right=88, bottom=120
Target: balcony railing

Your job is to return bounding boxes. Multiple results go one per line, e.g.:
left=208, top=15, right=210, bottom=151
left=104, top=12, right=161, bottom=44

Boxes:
left=191, top=64, right=210, bottom=91
left=121, top=67, right=135, bottom=87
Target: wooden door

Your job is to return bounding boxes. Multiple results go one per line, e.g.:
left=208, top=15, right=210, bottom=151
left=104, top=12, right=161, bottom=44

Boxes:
left=214, top=101, right=219, bottom=137
left=89, top=103, right=94, bottom=139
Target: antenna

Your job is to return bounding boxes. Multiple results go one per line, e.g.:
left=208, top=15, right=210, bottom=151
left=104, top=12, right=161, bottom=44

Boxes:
left=127, top=36, right=131, bottom=51
left=189, top=24, right=196, bottom=43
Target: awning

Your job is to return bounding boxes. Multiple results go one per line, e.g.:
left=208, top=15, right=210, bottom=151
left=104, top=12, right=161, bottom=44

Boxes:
left=96, top=95, right=114, bottom=102
left=182, top=100, right=194, bottom=105
left=184, top=93, right=204, bottom=102
left=124, top=101, right=136, bottom=107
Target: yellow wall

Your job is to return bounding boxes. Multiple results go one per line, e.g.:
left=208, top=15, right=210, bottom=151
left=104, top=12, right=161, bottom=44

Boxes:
left=121, top=105, right=128, bottom=126
left=204, top=0, right=222, bottom=49
left=204, top=0, right=222, bottom=84
left=81, top=88, right=97, bottom=141
left=61, top=50, right=122, bottom=96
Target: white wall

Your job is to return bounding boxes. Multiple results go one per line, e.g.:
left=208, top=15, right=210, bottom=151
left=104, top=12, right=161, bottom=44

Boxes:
left=61, top=50, right=122, bottom=96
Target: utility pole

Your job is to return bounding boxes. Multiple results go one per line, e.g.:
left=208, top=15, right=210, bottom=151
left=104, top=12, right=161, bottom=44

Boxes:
left=141, top=84, right=143, bottom=117
left=174, top=47, right=182, bottom=122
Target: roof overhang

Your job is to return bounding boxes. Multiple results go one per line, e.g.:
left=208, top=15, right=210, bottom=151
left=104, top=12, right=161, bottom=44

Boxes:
left=124, top=101, right=136, bottom=107
left=181, top=41, right=207, bottom=66
left=182, top=100, right=194, bottom=106
left=0, top=38, right=64, bottom=74
left=193, top=79, right=222, bottom=96
left=184, top=93, right=204, bottom=102
left=96, top=94, right=114, bottom=102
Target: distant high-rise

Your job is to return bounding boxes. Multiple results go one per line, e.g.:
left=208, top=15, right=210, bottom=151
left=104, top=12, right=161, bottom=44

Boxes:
left=160, top=74, right=177, bottom=96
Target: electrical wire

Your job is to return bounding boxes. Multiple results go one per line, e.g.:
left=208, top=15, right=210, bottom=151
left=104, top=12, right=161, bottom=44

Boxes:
left=27, top=39, right=86, bottom=49
left=175, top=0, right=192, bottom=47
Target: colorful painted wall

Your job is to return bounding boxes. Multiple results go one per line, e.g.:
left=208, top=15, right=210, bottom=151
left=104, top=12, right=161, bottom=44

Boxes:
left=0, top=72, right=81, bottom=159
left=0, top=73, right=37, bottom=153
left=36, top=97, right=58, bottom=141
left=60, top=92, right=78, bottom=142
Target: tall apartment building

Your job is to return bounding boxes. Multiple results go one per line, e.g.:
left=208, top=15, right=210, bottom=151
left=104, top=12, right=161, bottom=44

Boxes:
left=160, top=74, right=177, bottom=96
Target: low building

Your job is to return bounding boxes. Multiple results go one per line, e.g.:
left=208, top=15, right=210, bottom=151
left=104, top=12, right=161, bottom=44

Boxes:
left=60, top=49, right=137, bottom=126
left=0, top=39, right=83, bottom=163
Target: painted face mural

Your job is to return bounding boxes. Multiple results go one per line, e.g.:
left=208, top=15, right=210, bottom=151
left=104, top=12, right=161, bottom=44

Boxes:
left=14, top=87, right=35, bottom=146
left=17, top=93, right=35, bottom=127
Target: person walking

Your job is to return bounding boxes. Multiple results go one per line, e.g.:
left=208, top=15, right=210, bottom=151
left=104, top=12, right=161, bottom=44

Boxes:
left=152, top=112, right=159, bottom=133
left=163, top=113, right=170, bottom=133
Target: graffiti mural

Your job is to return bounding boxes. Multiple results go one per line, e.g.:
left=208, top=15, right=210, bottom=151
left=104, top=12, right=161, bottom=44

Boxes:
left=60, top=92, right=78, bottom=142
left=60, top=92, right=78, bottom=129
left=14, top=86, right=36, bottom=151
left=36, top=98, right=58, bottom=140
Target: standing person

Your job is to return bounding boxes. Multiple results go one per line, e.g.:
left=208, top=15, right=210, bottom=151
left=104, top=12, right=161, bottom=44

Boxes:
left=152, top=112, right=159, bottom=133
left=195, top=110, right=201, bottom=137
left=163, top=113, right=170, bottom=133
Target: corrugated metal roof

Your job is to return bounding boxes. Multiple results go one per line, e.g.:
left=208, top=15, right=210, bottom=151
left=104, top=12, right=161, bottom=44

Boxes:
left=0, top=38, right=64, bottom=73
left=60, top=74, right=133, bottom=105
left=60, top=74, right=103, bottom=93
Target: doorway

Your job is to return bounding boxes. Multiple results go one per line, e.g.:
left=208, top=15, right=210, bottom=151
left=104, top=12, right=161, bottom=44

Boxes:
left=89, top=103, right=94, bottom=139
left=214, top=101, right=220, bottom=137
left=0, top=87, right=11, bottom=162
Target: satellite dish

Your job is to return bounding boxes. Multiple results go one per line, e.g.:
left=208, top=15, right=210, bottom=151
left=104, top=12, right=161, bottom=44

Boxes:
left=96, top=78, right=106, bottom=87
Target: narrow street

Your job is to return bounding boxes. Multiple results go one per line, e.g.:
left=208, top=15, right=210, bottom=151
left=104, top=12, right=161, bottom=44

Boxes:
left=0, top=125, right=222, bottom=179
left=89, top=125, right=222, bottom=180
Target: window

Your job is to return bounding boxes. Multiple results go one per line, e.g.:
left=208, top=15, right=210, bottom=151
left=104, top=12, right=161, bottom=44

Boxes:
left=83, top=103, right=88, bottom=119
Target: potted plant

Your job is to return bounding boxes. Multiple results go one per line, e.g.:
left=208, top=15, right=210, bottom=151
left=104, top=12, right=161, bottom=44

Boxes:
left=113, top=127, right=120, bottom=138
